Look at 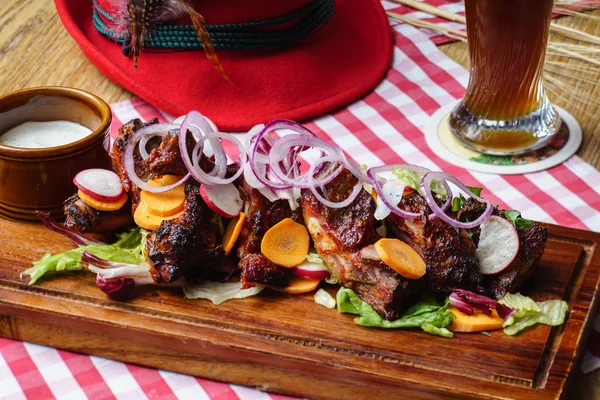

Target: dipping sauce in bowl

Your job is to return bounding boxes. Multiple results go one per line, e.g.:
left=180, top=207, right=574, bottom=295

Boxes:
left=0, top=87, right=112, bottom=222
left=0, top=121, right=93, bottom=148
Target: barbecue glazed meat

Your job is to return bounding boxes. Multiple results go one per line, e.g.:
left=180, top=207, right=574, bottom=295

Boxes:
left=110, top=118, right=229, bottom=283
left=145, top=132, right=189, bottom=177
left=483, top=223, right=547, bottom=299
left=236, top=182, right=301, bottom=288
left=64, top=194, right=134, bottom=234
left=386, top=192, right=484, bottom=295
left=455, top=198, right=548, bottom=299
left=301, top=170, right=420, bottom=320
left=145, top=181, right=224, bottom=283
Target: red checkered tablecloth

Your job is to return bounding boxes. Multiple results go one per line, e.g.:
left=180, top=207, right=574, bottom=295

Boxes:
left=3, top=1, right=600, bottom=399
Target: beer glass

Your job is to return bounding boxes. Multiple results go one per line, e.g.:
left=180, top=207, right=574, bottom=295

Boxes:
left=449, top=0, right=561, bottom=155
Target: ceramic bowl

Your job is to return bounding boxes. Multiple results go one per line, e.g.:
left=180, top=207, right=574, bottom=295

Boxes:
left=0, top=87, right=112, bottom=222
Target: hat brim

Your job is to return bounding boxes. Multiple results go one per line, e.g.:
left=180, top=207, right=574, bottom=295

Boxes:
left=55, top=0, right=392, bottom=131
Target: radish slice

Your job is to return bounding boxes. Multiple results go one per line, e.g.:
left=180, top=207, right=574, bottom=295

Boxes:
left=359, top=245, right=381, bottom=261
left=200, top=183, right=243, bottom=218
left=293, top=261, right=330, bottom=280
left=476, top=216, right=519, bottom=275
left=74, top=169, right=124, bottom=202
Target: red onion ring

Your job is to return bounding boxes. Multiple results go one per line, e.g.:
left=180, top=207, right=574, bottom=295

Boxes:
left=421, top=172, right=492, bottom=229
left=249, top=120, right=315, bottom=190
left=184, top=133, right=246, bottom=185
left=307, top=155, right=362, bottom=209
left=367, top=164, right=453, bottom=220
left=269, top=135, right=341, bottom=189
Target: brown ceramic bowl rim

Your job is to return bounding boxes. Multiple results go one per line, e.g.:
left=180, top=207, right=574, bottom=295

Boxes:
left=0, top=86, right=111, bottom=159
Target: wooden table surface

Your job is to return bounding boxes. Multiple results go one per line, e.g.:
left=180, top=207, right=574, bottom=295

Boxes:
left=1, top=1, right=600, bottom=398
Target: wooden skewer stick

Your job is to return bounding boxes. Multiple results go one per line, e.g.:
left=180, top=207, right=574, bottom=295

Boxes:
left=389, top=0, right=600, bottom=46
left=390, top=0, right=465, bottom=23
left=386, top=11, right=467, bottom=42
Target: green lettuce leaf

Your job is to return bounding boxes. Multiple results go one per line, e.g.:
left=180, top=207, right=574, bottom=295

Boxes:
left=336, top=287, right=455, bottom=337
left=501, top=210, right=533, bottom=230
left=391, top=167, right=422, bottom=193
left=22, top=229, right=146, bottom=284
left=306, top=249, right=325, bottom=265
left=391, top=167, right=447, bottom=200
left=499, top=292, right=540, bottom=312
left=306, top=250, right=339, bottom=284
left=183, top=281, right=265, bottom=305
left=467, top=186, right=484, bottom=197
left=499, top=293, right=568, bottom=335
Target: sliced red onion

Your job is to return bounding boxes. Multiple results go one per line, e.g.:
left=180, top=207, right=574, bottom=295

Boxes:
left=249, top=120, right=314, bottom=190
left=178, top=111, right=229, bottom=180
left=187, top=132, right=246, bottom=185
left=421, top=172, right=492, bottom=229
left=35, top=211, right=105, bottom=246
left=180, top=110, right=215, bottom=140
left=243, top=124, right=266, bottom=153
left=307, top=156, right=362, bottom=209
left=367, top=164, right=452, bottom=221
left=269, top=135, right=341, bottom=189
left=367, top=166, right=421, bottom=220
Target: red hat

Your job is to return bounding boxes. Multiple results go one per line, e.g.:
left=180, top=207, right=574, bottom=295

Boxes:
left=55, top=0, right=392, bottom=131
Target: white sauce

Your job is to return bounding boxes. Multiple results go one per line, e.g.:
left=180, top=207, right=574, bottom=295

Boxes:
left=0, top=120, right=93, bottom=148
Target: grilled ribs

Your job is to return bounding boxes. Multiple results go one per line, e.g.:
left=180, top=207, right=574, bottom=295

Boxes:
left=386, top=192, right=484, bottom=296
left=145, top=181, right=224, bottom=283
left=236, top=181, right=301, bottom=288
left=63, top=194, right=134, bottom=234
left=455, top=198, right=548, bottom=299
left=301, top=170, right=420, bottom=320
left=110, top=118, right=226, bottom=283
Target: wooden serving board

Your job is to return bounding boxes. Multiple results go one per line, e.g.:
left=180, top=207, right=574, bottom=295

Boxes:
left=1, top=218, right=599, bottom=400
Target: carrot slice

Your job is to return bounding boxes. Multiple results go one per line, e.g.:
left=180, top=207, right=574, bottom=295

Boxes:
left=448, top=306, right=504, bottom=332
left=133, top=200, right=183, bottom=231
left=78, top=190, right=127, bottom=212
left=272, top=275, right=321, bottom=294
left=222, top=212, right=246, bottom=256
left=140, top=175, right=186, bottom=217
left=374, top=238, right=426, bottom=279
left=261, top=218, right=310, bottom=267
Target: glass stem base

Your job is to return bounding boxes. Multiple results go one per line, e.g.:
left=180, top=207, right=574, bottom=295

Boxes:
left=448, top=98, right=561, bottom=155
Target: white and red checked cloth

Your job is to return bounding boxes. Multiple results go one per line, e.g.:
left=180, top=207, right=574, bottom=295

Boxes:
left=3, top=1, right=600, bottom=398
